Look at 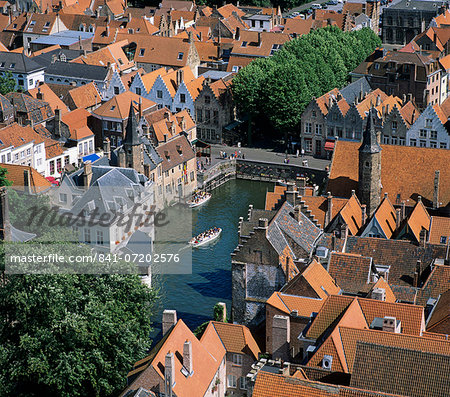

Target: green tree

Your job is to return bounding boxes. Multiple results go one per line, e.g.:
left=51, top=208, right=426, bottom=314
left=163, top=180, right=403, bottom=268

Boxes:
left=0, top=271, right=158, bottom=397
left=0, top=167, right=12, bottom=187
left=0, top=71, right=16, bottom=95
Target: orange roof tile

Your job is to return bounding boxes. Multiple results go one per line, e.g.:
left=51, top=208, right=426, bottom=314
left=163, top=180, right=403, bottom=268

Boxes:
left=398, top=100, right=420, bottom=127
left=405, top=200, right=431, bottom=242
left=300, top=195, right=347, bottom=229
left=416, top=264, right=450, bottom=306
left=0, top=163, right=52, bottom=193
left=265, top=186, right=286, bottom=210
left=67, top=82, right=101, bottom=110
left=432, top=103, right=448, bottom=125
left=368, top=277, right=396, bottom=303
left=210, top=321, right=260, bottom=359
left=266, top=292, right=324, bottom=318
left=61, top=108, right=94, bottom=141
left=428, top=216, right=450, bottom=245
left=283, top=18, right=313, bottom=35
left=185, top=75, right=204, bottom=100
left=370, top=196, right=397, bottom=239
left=301, top=259, right=341, bottom=299
left=327, top=141, right=450, bottom=208
left=439, top=54, right=450, bottom=70
left=316, top=88, right=340, bottom=116
left=27, top=83, right=69, bottom=115
left=93, top=91, right=156, bottom=120
left=140, top=67, right=170, bottom=93
left=339, top=193, right=363, bottom=235
left=0, top=123, right=44, bottom=149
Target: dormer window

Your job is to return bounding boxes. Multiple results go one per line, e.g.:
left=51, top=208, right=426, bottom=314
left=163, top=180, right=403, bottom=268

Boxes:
left=12, top=23, right=17, bottom=28
left=241, top=41, right=247, bottom=47
left=9, top=63, right=15, bottom=69
left=44, top=22, right=51, bottom=28
left=176, top=145, right=182, bottom=155
left=270, top=44, right=281, bottom=55
left=0, top=62, right=4, bottom=67
left=118, top=58, right=124, bottom=65
left=110, top=105, right=116, bottom=111
left=139, top=48, right=145, bottom=56
left=177, top=52, right=184, bottom=60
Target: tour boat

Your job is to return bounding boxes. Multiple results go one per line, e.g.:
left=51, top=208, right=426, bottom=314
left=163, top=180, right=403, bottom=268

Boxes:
left=189, top=228, right=222, bottom=247
left=187, top=192, right=211, bottom=208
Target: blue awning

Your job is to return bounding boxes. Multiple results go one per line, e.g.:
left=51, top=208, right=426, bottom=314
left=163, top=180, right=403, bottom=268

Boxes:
left=82, top=153, right=100, bottom=163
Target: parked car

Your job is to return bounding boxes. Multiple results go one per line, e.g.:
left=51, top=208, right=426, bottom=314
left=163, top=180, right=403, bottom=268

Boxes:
left=311, top=3, right=321, bottom=9
left=327, top=0, right=338, bottom=4
left=321, top=3, right=328, bottom=8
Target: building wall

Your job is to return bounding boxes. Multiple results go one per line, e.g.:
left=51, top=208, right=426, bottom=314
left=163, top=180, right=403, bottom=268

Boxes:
left=381, top=106, right=409, bottom=146
left=225, top=352, right=254, bottom=396
left=148, top=75, right=174, bottom=111
left=159, top=156, right=197, bottom=205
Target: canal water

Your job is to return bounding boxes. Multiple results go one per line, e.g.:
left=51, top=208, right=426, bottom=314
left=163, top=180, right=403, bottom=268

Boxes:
left=151, top=179, right=273, bottom=338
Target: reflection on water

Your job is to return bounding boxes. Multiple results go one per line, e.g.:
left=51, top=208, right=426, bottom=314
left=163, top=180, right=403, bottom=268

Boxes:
left=151, top=179, right=272, bottom=338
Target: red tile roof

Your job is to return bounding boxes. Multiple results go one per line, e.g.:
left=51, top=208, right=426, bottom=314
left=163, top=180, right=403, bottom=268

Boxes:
left=266, top=292, right=324, bottom=318
left=428, top=216, right=450, bottom=245
left=0, top=163, right=52, bottom=193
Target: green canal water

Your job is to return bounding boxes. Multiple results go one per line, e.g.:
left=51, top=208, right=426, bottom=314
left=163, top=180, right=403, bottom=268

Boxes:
left=151, top=179, right=273, bottom=337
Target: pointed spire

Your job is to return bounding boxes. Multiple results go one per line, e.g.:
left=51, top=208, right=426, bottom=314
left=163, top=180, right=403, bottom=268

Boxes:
left=359, top=106, right=381, bottom=153
left=123, top=102, right=141, bottom=146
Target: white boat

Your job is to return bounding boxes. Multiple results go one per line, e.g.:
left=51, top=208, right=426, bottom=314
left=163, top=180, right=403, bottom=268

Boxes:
left=188, top=192, right=211, bottom=208
left=189, top=228, right=222, bottom=247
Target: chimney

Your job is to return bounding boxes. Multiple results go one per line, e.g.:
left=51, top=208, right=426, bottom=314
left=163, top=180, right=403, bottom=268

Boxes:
left=54, top=108, right=61, bottom=137
left=138, top=97, right=143, bottom=119
left=402, top=93, right=406, bottom=105
left=376, top=94, right=381, bottom=106
left=176, top=68, right=184, bottom=87
left=361, top=204, right=367, bottom=225
left=103, top=138, right=111, bottom=160
left=413, top=259, right=422, bottom=288
left=407, top=93, right=413, bottom=102
left=36, top=86, right=43, bottom=100
left=382, top=316, right=401, bottom=333
left=294, top=205, right=300, bottom=222
left=188, top=30, right=193, bottom=43
left=0, top=187, right=11, bottom=242
left=395, top=208, right=401, bottom=229
left=183, top=340, right=193, bottom=375
left=216, top=302, right=226, bottom=322
left=271, top=315, right=290, bottom=361
left=401, top=201, right=406, bottom=219
left=433, top=170, right=440, bottom=209
left=235, top=26, right=240, bottom=40
left=340, top=223, right=348, bottom=241
left=298, top=177, right=306, bottom=196
left=258, top=218, right=268, bottom=229
left=163, top=134, right=168, bottom=143
left=23, top=169, right=31, bottom=195
left=257, top=31, right=262, bottom=46
left=164, top=352, right=175, bottom=396
left=83, top=161, right=93, bottom=188
left=326, top=192, right=333, bottom=225
left=162, top=310, right=177, bottom=335
left=419, top=228, right=427, bottom=247
left=198, top=31, right=202, bottom=41
left=371, top=287, right=386, bottom=301
left=106, top=25, right=110, bottom=36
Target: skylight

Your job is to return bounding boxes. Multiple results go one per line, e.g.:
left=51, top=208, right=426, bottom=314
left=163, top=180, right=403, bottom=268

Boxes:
left=139, top=48, right=145, bottom=56
left=241, top=41, right=248, bottom=47
left=9, top=63, right=15, bottom=69
left=177, top=52, right=184, bottom=60
left=110, top=105, right=116, bottom=111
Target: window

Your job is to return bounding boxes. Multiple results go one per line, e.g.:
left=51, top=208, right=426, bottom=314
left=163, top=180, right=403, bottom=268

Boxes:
left=425, top=118, right=432, bottom=128
left=240, top=376, right=247, bottom=390
left=312, top=110, right=316, bottom=118
left=205, top=95, right=211, bottom=104
left=410, top=139, right=417, bottom=146
left=205, top=109, right=210, bottom=122
left=139, top=48, right=145, bottom=56
left=232, top=354, right=242, bottom=366
left=56, top=158, right=62, bottom=173
left=420, top=140, right=427, bottom=147
left=241, top=41, right=248, bottom=47
left=177, top=52, right=184, bottom=60
left=391, top=137, right=398, bottom=145
left=305, top=138, right=312, bottom=152
left=227, top=375, right=237, bottom=388
left=440, top=142, right=447, bottom=148
left=14, top=153, right=18, bottom=161
left=430, top=130, right=437, bottom=140
left=213, top=110, right=218, bottom=124
left=305, top=122, right=312, bottom=134
left=79, top=143, right=83, bottom=154
left=346, top=129, right=353, bottom=139
left=114, top=86, right=119, bottom=95
left=84, top=228, right=91, bottom=243
left=315, top=124, right=322, bottom=135
left=180, top=93, right=186, bottom=103
left=419, top=129, right=427, bottom=138
left=135, top=87, right=141, bottom=96
left=27, top=148, right=31, bottom=156
left=64, top=155, right=70, bottom=165
left=157, top=90, right=163, bottom=99
left=59, top=193, right=67, bottom=203
left=430, top=141, right=437, bottom=148
left=28, top=79, right=33, bottom=86
left=392, top=121, right=397, bottom=130
left=399, top=137, right=405, bottom=145
left=96, top=230, right=104, bottom=245
left=231, top=65, right=240, bottom=73
left=197, top=109, right=203, bottom=122
left=270, top=44, right=281, bottom=55
left=0, top=62, right=4, bottom=67
left=374, top=63, right=380, bottom=70
left=9, top=63, right=15, bottom=69
left=440, top=236, right=447, bottom=244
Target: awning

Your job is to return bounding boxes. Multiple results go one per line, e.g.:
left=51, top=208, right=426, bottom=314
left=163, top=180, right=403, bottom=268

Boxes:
left=82, top=153, right=100, bottom=163
left=224, top=119, right=244, bottom=131
left=46, top=176, right=59, bottom=186
left=195, top=139, right=211, bottom=148
left=324, top=140, right=335, bottom=151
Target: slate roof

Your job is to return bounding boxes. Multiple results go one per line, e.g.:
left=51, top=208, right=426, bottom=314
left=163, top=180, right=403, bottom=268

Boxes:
left=327, top=140, right=450, bottom=208
left=46, top=60, right=109, bottom=81
left=345, top=236, right=446, bottom=287
left=0, top=51, right=45, bottom=73
left=340, top=77, right=372, bottom=105
left=350, top=342, right=450, bottom=397
left=31, top=48, right=82, bottom=68
left=389, top=0, right=444, bottom=11
left=6, top=92, right=53, bottom=124
left=416, top=264, right=450, bottom=306
left=327, top=253, right=372, bottom=294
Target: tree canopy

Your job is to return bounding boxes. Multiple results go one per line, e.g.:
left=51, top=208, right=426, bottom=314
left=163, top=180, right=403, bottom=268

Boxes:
left=0, top=71, right=17, bottom=95
left=232, top=27, right=382, bottom=137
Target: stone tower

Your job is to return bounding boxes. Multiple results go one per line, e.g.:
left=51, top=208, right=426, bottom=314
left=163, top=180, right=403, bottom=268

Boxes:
left=358, top=106, right=382, bottom=217
left=118, top=103, right=144, bottom=174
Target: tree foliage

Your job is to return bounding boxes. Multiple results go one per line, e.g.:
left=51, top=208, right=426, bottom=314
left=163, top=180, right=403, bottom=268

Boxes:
left=0, top=71, right=16, bottom=95
left=232, top=27, right=382, bottom=136
left=0, top=167, right=12, bottom=188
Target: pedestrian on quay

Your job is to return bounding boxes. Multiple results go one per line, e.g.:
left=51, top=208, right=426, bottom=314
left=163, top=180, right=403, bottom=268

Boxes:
left=301, top=148, right=305, bottom=157
left=242, top=153, right=245, bottom=160
left=296, top=149, right=299, bottom=158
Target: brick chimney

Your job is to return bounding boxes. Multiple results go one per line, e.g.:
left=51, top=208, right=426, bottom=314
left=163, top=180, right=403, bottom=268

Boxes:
left=103, top=138, right=111, bottom=160
left=272, top=315, right=290, bottom=361
left=382, top=316, right=401, bottom=333
left=419, top=228, right=427, bottom=247
left=183, top=340, right=193, bottom=375
left=433, top=170, right=440, bottom=209
left=401, top=201, right=406, bottom=219
left=54, top=108, right=61, bottom=137
left=36, top=86, right=43, bottom=100
left=162, top=309, right=177, bottom=335
left=176, top=69, right=184, bottom=87
left=83, top=161, right=93, bottom=188
left=414, top=259, right=421, bottom=287
left=294, top=205, right=300, bottom=222
left=326, top=192, right=333, bottom=226
left=361, top=204, right=367, bottom=225
left=371, top=287, right=386, bottom=301
left=164, top=352, right=175, bottom=396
